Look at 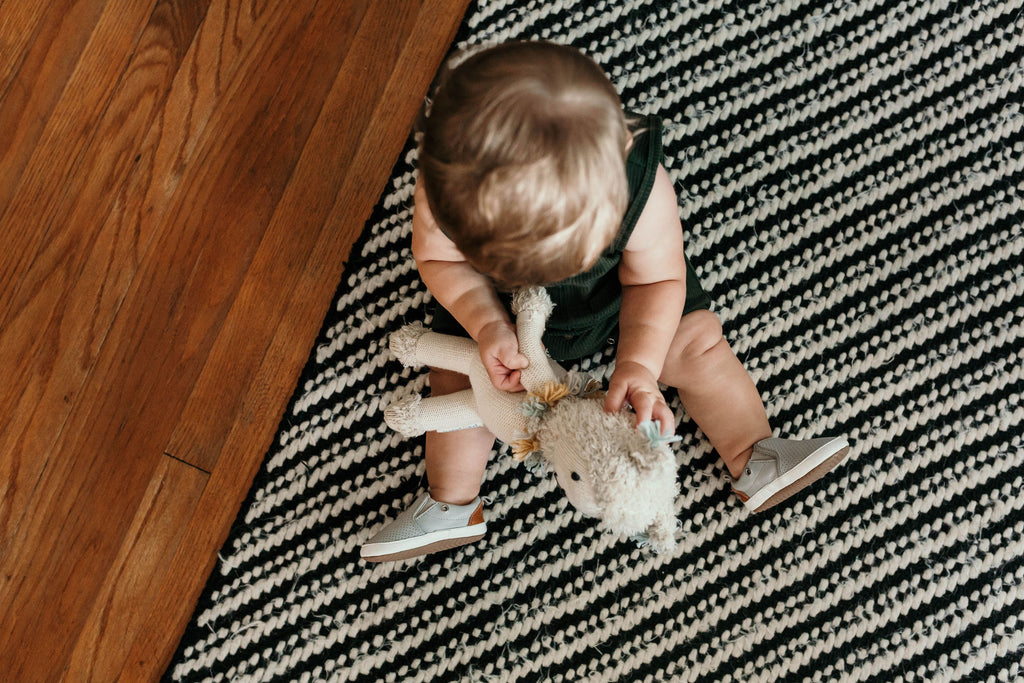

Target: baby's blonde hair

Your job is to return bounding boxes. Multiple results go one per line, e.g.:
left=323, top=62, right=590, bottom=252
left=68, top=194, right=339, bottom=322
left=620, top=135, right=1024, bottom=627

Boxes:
left=418, top=41, right=630, bottom=289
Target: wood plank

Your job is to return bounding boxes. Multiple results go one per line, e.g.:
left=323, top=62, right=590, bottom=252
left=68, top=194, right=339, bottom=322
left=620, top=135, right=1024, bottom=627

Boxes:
left=0, top=0, right=156, bottom=310
left=144, top=0, right=265, bottom=221
left=64, top=456, right=208, bottom=681
left=166, top=0, right=424, bottom=470
left=124, top=0, right=471, bottom=677
left=0, top=0, right=304, bottom=542
left=0, top=0, right=107, bottom=209
left=0, top=0, right=469, bottom=678
left=0, top=0, right=207, bottom=558
left=0, top=2, right=373, bottom=679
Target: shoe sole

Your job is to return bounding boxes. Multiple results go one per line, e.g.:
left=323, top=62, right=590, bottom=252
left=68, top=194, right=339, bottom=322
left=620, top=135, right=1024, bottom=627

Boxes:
left=360, top=524, right=487, bottom=563
left=745, top=438, right=851, bottom=513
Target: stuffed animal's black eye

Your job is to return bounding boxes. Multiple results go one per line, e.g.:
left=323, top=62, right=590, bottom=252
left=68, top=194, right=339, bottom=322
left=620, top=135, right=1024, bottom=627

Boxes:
left=571, top=472, right=581, bottom=481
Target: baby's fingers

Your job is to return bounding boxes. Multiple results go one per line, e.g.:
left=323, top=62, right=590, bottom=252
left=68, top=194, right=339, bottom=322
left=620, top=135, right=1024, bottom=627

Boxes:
left=604, top=379, right=628, bottom=414
left=650, top=399, right=676, bottom=435
left=500, top=350, right=529, bottom=371
left=615, top=388, right=675, bottom=435
left=630, top=391, right=658, bottom=426
left=500, top=369, right=524, bottom=392
left=485, top=362, right=523, bottom=393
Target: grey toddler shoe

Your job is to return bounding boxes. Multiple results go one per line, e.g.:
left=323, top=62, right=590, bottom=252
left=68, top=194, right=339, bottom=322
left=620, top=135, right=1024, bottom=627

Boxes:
left=360, top=492, right=487, bottom=562
left=732, top=436, right=851, bottom=513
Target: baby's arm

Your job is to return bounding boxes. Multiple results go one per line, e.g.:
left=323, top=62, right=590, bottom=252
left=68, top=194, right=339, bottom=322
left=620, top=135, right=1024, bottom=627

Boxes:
left=605, top=165, right=687, bottom=433
left=411, top=182, right=528, bottom=391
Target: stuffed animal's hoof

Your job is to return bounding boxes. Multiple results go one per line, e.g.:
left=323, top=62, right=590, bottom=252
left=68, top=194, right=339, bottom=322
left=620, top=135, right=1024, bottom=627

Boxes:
left=511, top=286, right=553, bottom=318
left=644, top=514, right=678, bottom=555
left=384, top=395, right=426, bottom=437
left=389, top=322, right=429, bottom=367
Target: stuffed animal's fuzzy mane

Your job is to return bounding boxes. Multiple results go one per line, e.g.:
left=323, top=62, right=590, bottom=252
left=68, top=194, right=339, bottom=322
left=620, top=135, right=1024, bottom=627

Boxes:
left=510, top=372, right=604, bottom=462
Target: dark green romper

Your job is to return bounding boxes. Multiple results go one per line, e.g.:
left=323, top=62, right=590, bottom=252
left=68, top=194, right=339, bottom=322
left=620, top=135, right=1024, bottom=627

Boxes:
left=429, top=115, right=712, bottom=364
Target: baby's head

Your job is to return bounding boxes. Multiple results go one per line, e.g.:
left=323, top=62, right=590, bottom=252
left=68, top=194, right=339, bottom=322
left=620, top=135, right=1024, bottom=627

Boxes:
left=418, top=41, right=630, bottom=288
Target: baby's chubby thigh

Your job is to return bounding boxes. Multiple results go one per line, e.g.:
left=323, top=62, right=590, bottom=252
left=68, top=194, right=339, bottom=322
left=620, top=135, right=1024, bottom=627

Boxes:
left=658, top=309, right=728, bottom=389
left=658, top=309, right=772, bottom=469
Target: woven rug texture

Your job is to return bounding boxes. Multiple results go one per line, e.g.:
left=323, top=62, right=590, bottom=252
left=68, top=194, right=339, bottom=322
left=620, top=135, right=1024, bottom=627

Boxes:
left=167, top=0, right=1024, bottom=681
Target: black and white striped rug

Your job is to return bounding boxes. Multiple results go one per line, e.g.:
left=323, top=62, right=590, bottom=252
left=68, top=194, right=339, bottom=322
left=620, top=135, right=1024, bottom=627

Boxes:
left=167, top=0, right=1024, bottom=680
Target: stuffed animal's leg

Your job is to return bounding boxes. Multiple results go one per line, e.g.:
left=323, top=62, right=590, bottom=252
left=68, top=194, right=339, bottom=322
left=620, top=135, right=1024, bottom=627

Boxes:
left=511, top=287, right=560, bottom=389
left=384, top=389, right=483, bottom=437
left=390, top=322, right=480, bottom=375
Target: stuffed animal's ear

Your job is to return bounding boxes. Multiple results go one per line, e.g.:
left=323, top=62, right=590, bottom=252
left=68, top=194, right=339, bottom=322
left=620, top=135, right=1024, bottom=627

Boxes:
left=603, top=453, right=640, bottom=489
left=628, top=449, right=665, bottom=473
left=519, top=450, right=549, bottom=476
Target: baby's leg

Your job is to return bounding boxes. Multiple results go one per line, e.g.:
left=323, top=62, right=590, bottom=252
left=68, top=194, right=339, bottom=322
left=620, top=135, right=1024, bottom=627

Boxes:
left=425, top=367, right=496, bottom=505
left=659, top=310, right=772, bottom=478
left=360, top=367, right=492, bottom=562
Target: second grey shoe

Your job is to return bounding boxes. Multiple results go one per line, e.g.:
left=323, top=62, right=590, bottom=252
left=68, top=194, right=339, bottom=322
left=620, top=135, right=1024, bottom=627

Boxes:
left=360, top=493, right=486, bottom=562
left=732, top=436, right=850, bottom=513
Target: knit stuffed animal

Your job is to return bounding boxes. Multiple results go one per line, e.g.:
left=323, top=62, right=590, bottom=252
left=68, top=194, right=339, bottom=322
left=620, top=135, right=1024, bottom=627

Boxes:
left=384, top=287, right=680, bottom=554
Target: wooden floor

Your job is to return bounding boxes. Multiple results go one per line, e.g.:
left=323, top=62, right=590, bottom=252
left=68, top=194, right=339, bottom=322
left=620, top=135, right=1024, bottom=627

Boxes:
left=0, top=0, right=469, bottom=679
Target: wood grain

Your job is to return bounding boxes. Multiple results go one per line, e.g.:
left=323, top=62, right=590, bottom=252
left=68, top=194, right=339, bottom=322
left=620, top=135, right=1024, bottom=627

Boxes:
left=0, top=0, right=156, bottom=303
left=0, top=1, right=368, bottom=672
left=0, top=0, right=205, bottom=550
left=0, top=0, right=470, bottom=679
left=0, top=0, right=106, bottom=208
left=65, top=456, right=208, bottom=681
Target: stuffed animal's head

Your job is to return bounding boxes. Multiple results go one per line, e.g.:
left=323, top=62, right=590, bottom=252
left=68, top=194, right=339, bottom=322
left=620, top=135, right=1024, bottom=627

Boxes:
left=512, top=376, right=680, bottom=554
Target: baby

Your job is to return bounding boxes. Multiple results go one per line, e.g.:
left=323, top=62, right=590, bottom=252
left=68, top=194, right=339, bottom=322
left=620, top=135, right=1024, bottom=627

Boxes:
left=361, top=41, right=849, bottom=562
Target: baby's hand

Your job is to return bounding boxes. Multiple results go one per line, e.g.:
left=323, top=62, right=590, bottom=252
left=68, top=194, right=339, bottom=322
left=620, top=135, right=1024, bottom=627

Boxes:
left=605, top=360, right=675, bottom=435
left=477, top=320, right=529, bottom=392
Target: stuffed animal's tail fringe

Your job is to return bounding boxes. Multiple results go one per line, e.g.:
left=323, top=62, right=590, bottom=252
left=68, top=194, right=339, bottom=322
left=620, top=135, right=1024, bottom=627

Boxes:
left=511, top=286, right=554, bottom=318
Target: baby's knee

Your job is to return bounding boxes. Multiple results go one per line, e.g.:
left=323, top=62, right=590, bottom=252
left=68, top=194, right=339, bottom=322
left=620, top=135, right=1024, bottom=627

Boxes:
left=676, top=310, right=725, bottom=359
left=660, top=311, right=726, bottom=385
left=429, top=367, right=471, bottom=396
